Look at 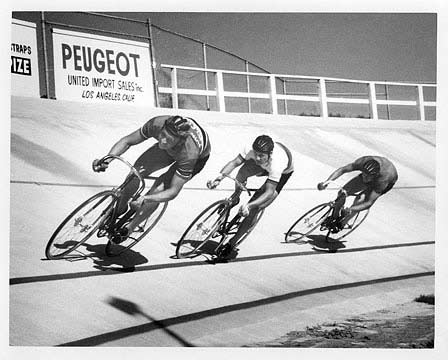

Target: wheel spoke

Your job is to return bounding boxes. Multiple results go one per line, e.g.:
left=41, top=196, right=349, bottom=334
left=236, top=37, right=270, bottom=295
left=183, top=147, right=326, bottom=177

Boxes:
left=46, top=192, right=115, bottom=259
left=105, top=202, right=168, bottom=257
left=285, top=204, right=331, bottom=242
left=176, top=201, right=226, bottom=259
left=326, top=209, right=369, bottom=241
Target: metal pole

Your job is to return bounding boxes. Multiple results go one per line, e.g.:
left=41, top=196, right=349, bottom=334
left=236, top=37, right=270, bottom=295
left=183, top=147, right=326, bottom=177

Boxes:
left=202, top=43, right=210, bottom=111
left=368, top=82, right=378, bottom=120
left=417, top=85, right=426, bottom=121
left=146, top=18, right=159, bottom=107
left=245, top=61, right=251, bottom=113
left=282, top=79, right=288, bottom=115
left=385, top=82, right=391, bottom=120
left=40, top=12, right=50, bottom=98
left=319, top=78, right=329, bottom=119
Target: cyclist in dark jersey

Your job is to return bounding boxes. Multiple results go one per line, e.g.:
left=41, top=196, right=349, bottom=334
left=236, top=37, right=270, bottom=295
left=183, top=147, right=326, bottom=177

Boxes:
left=317, top=155, right=398, bottom=230
left=92, top=115, right=211, bottom=243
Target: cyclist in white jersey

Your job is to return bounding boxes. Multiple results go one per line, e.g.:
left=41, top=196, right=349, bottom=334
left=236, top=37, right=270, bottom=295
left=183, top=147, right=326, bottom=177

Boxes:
left=208, top=135, right=294, bottom=259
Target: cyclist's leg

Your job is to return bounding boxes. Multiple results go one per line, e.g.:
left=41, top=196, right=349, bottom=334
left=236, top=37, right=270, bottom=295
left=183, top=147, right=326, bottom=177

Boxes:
left=125, top=175, right=166, bottom=233
left=332, top=174, right=366, bottom=219
left=115, top=144, right=174, bottom=215
left=226, top=171, right=293, bottom=249
left=126, top=155, right=210, bottom=234
left=338, top=176, right=369, bottom=227
left=235, top=171, right=292, bottom=236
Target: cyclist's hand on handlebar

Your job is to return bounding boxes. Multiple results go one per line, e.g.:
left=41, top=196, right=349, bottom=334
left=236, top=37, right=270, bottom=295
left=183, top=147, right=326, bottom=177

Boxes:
left=130, top=196, right=146, bottom=211
left=239, top=203, right=250, bottom=217
left=317, top=182, right=328, bottom=191
left=207, top=177, right=222, bottom=189
left=92, top=158, right=109, bottom=172
left=341, top=207, right=352, bottom=219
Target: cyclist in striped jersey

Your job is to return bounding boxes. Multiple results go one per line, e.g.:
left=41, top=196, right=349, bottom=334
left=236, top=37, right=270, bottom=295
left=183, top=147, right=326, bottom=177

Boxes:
left=92, top=115, right=211, bottom=243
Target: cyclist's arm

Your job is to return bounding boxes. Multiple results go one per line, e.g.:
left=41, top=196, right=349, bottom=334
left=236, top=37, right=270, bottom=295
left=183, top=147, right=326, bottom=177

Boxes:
left=325, top=163, right=355, bottom=182
left=349, top=190, right=380, bottom=212
left=107, top=129, right=146, bottom=158
left=217, top=155, right=245, bottom=180
left=247, top=180, right=277, bottom=210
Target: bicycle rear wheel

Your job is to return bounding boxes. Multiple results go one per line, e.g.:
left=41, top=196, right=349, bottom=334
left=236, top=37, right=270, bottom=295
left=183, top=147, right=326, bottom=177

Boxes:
left=105, top=201, right=168, bottom=257
left=325, top=209, right=369, bottom=242
left=45, top=191, right=117, bottom=259
left=284, top=203, right=332, bottom=242
left=176, top=200, right=227, bottom=259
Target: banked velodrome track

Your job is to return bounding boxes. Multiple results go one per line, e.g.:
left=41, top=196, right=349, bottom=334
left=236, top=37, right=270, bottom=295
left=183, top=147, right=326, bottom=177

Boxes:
left=10, top=96, right=435, bottom=347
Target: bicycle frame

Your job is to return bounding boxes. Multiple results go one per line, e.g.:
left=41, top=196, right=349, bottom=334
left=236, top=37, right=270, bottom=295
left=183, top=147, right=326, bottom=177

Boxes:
left=211, top=175, right=264, bottom=253
left=95, top=155, right=147, bottom=236
left=96, top=155, right=164, bottom=242
left=176, top=174, right=264, bottom=259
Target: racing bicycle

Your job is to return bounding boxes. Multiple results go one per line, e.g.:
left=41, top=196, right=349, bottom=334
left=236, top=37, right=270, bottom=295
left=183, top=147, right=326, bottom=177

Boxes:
left=45, top=155, right=168, bottom=259
left=284, top=180, right=369, bottom=243
left=175, top=175, right=264, bottom=260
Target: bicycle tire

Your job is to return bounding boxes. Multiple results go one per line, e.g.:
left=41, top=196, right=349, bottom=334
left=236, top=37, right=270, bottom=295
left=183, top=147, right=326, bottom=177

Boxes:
left=176, top=200, right=228, bottom=259
left=284, top=203, right=332, bottom=243
left=105, top=201, right=168, bottom=257
left=45, top=191, right=117, bottom=259
left=325, top=209, right=369, bottom=242
left=232, top=209, right=265, bottom=248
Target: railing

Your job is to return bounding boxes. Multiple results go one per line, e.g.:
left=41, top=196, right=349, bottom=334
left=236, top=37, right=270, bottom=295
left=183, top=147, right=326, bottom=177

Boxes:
left=159, top=64, right=437, bottom=121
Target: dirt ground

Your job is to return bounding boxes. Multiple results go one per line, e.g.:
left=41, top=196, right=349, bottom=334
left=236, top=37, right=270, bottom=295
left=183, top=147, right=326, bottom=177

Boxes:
left=249, top=298, right=434, bottom=348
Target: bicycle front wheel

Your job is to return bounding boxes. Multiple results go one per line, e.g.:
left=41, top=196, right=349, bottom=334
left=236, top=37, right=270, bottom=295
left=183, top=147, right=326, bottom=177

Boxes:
left=284, top=203, right=332, bottom=242
left=176, top=200, right=227, bottom=259
left=105, top=201, right=168, bottom=257
left=45, top=191, right=117, bottom=259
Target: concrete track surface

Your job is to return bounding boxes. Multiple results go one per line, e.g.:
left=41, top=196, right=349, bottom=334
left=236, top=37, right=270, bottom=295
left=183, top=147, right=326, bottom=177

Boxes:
left=9, top=97, right=435, bottom=348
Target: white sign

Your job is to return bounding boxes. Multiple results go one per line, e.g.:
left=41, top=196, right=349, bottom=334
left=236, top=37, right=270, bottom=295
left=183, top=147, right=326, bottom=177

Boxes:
left=11, top=19, right=40, bottom=97
left=52, top=28, right=154, bottom=106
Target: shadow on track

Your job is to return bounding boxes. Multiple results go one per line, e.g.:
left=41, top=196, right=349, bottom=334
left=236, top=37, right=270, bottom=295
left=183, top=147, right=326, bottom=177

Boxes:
left=58, top=271, right=435, bottom=347
left=105, top=297, right=194, bottom=347
left=42, top=242, right=149, bottom=272
left=12, top=240, right=434, bottom=286
left=307, top=234, right=347, bottom=253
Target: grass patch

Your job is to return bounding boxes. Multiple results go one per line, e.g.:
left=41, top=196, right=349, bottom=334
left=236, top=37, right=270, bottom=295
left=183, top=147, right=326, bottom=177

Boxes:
left=414, top=294, right=434, bottom=305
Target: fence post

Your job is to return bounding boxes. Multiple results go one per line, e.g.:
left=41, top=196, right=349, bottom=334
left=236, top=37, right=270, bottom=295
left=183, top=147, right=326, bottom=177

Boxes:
left=171, top=67, right=178, bottom=109
left=146, top=18, right=159, bottom=107
left=203, top=43, right=210, bottom=111
left=245, top=61, right=251, bottom=113
left=417, top=85, right=426, bottom=121
left=269, top=75, right=278, bottom=115
left=283, top=79, right=288, bottom=115
left=368, top=82, right=379, bottom=120
left=216, top=71, right=225, bottom=112
left=319, top=78, right=328, bottom=119
left=40, top=12, right=50, bottom=99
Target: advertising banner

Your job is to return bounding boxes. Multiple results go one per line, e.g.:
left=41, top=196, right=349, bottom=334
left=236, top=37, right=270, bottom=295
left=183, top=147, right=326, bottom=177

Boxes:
left=11, top=19, right=40, bottom=97
left=52, top=28, right=154, bottom=107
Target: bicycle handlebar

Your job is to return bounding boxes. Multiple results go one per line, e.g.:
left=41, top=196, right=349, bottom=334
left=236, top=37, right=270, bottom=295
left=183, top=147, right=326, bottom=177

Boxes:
left=321, top=180, right=347, bottom=196
left=321, top=180, right=342, bottom=189
left=99, top=155, right=146, bottom=198
left=217, top=174, right=252, bottom=196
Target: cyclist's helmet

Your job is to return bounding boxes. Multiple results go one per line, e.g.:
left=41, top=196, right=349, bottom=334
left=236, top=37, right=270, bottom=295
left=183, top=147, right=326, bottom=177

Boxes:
left=252, top=135, right=274, bottom=154
left=362, top=159, right=381, bottom=177
left=164, top=115, right=192, bottom=138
